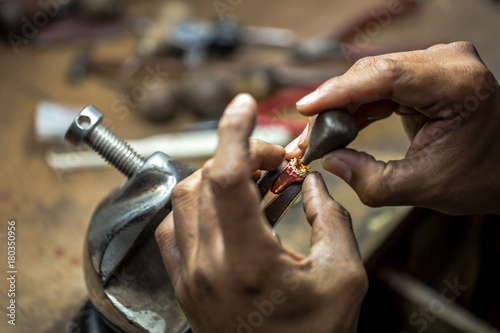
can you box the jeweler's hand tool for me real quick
[301,109,358,165]
[256,161,303,227]
[256,109,357,227]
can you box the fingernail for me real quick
[273,144,286,158]
[227,94,253,113]
[298,123,309,145]
[296,90,318,106]
[285,136,301,154]
[322,155,352,182]
[315,173,329,192]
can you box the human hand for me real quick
[155,94,368,333]
[291,42,500,215]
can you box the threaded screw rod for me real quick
[65,105,145,178]
[87,124,144,178]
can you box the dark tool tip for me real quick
[301,150,313,165]
[301,109,358,165]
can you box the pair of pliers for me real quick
[255,161,305,228]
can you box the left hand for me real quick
[155,94,368,333]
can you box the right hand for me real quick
[291,42,500,215]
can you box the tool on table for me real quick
[165,19,295,66]
[256,109,358,226]
[292,0,436,62]
[0,0,125,45]
[67,44,340,123]
[133,0,295,66]
[136,0,194,59]
[67,45,186,83]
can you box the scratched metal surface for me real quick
[1,0,500,332]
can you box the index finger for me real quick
[296,42,486,119]
[206,94,278,256]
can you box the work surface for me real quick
[1,0,500,332]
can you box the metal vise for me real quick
[66,105,194,333]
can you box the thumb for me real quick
[303,173,368,299]
[321,148,432,207]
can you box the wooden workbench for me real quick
[1,0,499,332]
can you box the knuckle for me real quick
[333,202,352,222]
[372,58,399,79]
[353,56,377,69]
[232,269,265,295]
[321,199,351,223]
[248,138,263,160]
[171,181,193,204]
[154,223,171,248]
[469,63,492,82]
[340,261,369,298]
[207,162,247,192]
[248,137,261,148]
[192,265,213,289]
[448,41,477,55]
[201,159,214,178]
[354,56,399,80]
[186,263,217,301]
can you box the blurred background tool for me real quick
[162,19,295,66]
[54,0,445,129]
[135,0,194,59]
[66,44,340,123]
[0,0,126,44]
[67,45,186,84]
[292,0,435,62]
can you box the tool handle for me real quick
[301,109,358,165]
